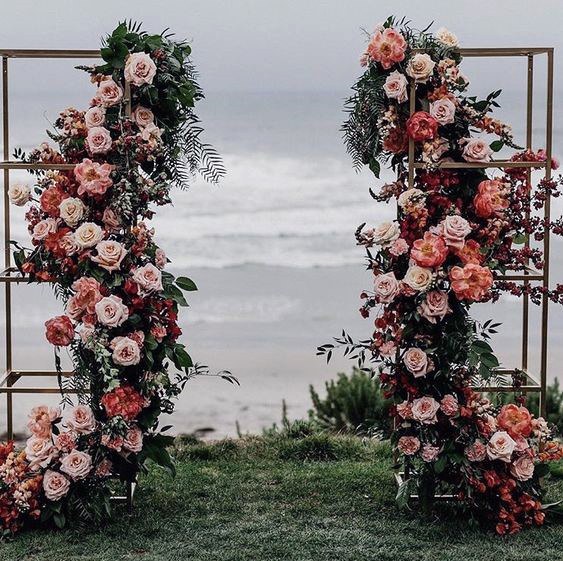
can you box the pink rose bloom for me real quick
[63,405,96,434]
[462,138,493,163]
[397,436,420,456]
[102,208,121,232]
[84,106,106,128]
[54,432,76,452]
[27,406,59,438]
[95,459,113,477]
[396,401,412,419]
[473,179,508,219]
[95,295,129,327]
[25,436,57,469]
[96,78,123,107]
[429,98,456,125]
[32,218,58,241]
[383,71,408,103]
[85,126,113,155]
[71,277,102,315]
[67,296,85,322]
[79,323,96,344]
[389,238,409,257]
[60,233,80,256]
[151,323,167,342]
[421,444,441,462]
[417,290,451,324]
[155,248,167,269]
[123,425,144,453]
[366,28,407,69]
[74,158,113,197]
[90,240,127,272]
[403,347,430,378]
[465,440,487,462]
[131,263,163,295]
[101,435,124,451]
[513,435,530,452]
[440,394,458,416]
[511,455,534,481]
[450,263,493,302]
[110,336,141,366]
[372,222,400,246]
[438,215,471,250]
[373,272,400,303]
[43,470,71,501]
[411,396,440,425]
[410,232,448,268]
[60,450,92,480]
[132,105,155,127]
[379,340,396,358]
[487,431,516,463]
[124,52,157,86]
[45,315,74,347]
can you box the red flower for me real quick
[383,126,409,154]
[45,315,74,346]
[497,404,533,439]
[40,185,69,217]
[406,111,438,142]
[101,384,145,421]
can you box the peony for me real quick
[8,182,31,206]
[59,197,85,227]
[84,106,105,128]
[63,405,96,434]
[110,336,141,366]
[74,159,113,197]
[421,444,441,462]
[473,179,508,218]
[497,404,533,439]
[373,272,400,303]
[132,105,155,127]
[462,138,493,163]
[74,222,104,249]
[449,263,493,302]
[60,450,92,480]
[438,215,471,250]
[397,436,420,455]
[43,470,71,501]
[96,78,123,107]
[95,295,129,327]
[125,52,157,86]
[487,431,516,462]
[123,426,144,453]
[511,455,534,481]
[403,347,430,378]
[389,238,409,257]
[436,27,459,48]
[406,53,436,82]
[429,98,456,125]
[411,396,440,424]
[365,28,407,69]
[373,222,401,246]
[40,186,68,216]
[27,406,60,439]
[25,436,57,469]
[440,394,458,416]
[398,188,425,211]
[383,71,408,103]
[71,277,102,315]
[45,315,74,346]
[32,218,58,241]
[403,265,433,292]
[85,126,113,155]
[411,232,448,268]
[131,263,163,295]
[101,384,145,421]
[465,440,487,462]
[406,111,438,142]
[90,240,127,272]
[455,239,483,265]
[417,290,451,323]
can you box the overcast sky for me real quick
[0,0,562,94]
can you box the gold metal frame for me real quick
[399,46,555,501]
[0,49,135,510]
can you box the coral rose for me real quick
[71,277,102,315]
[497,404,533,439]
[45,315,74,346]
[406,111,438,142]
[74,158,113,197]
[397,436,420,455]
[487,431,516,462]
[125,52,157,86]
[365,27,407,70]
[455,239,483,265]
[383,126,409,154]
[43,470,71,501]
[449,263,493,302]
[410,232,448,268]
[101,384,145,421]
[411,396,440,424]
[473,179,508,218]
[40,185,69,216]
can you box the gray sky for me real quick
[0,0,562,93]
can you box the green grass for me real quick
[2,434,563,561]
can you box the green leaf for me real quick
[481,353,499,369]
[176,276,198,291]
[53,512,66,529]
[434,456,447,474]
[472,340,493,354]
[490,140,504,152]
[173,346,193,369]
[513,233,528,245]
[369,158,381,178]
[395,479,411,509]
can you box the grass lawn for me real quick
[2,434,563,561]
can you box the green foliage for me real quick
[308,368,392,437]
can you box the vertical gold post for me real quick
[539,49,554,418]
[407,80,416,188]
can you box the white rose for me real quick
[429,98,456,125]
[383,71,408,103]
[59,197,85,227]
[32,218,58,241]
[373,222,401,246]
[406,53,436,83]
[74,222,104,249]
[403,265,433,291]
[398,188,425,211]
[8,182,31,206]
[462,138,493,163]
[436,27,459,48]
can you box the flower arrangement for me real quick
[1,22,229,535]
[321,16,563,534]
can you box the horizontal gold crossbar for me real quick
[411,47,553,57]
[0,49,100,59]
[0,161,77,170]
[413,161,547,170]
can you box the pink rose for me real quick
[397,436,420,455]
[27,406,59,439]
[417,290,451,324]
[374,272,400,303]
[124,52,157,86]
[411,396,440,425]
[403,348,430,378]
[74,158,113,197]
[510,455,534,481]
[71,277,102,315]
[487,431,516,463]
[25,436,57,469]
[396,401,412,419]
[372,222,400,246]
[465,440,487,462]
[60,233,80,256]
[84,106,106,128]
[96,78,123,107]
[60,450,92,480]
[43,470,71,501]
[123,425,143,453]
[63,405,96,434]
[389,238,409,257]
[132,105,155,127]
[85,126,113,155]
[131,263,163,295]
[438,215,471,250]
[155,248,167,269]
[429,98,456,125]
[74,222,104,249]
[421,444,441,462]
[383,71,408,103]
[110,336,141,366]
[379,340,396,358]
[440,394,458,416]
[95,459,113,477]
[462,138,493,163]
[32,218,58,241]
[54,432,76,452]
[151,323,167,342]
[90,240,127,272]
[95,295,129,327]
[45,315,74,347]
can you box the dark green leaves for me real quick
[176,276,198,291]
[368,157,381,178]
[141,433,176,477]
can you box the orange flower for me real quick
[449,263,493,302]
[410,232,448,268]
[497,404,533,438]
